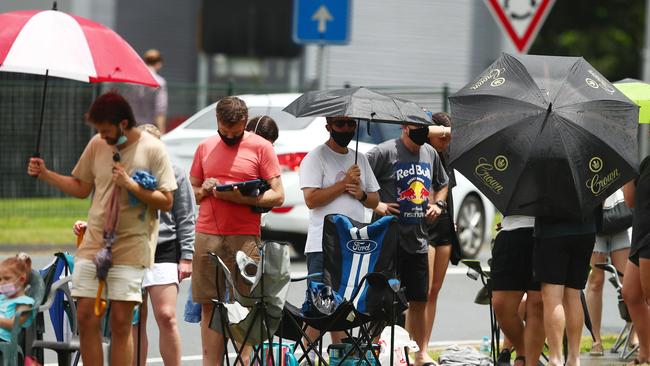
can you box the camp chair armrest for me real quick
[39,276,73,311]
[348,272,390,302]
[290,272,322,282]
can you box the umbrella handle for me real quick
[76,228,86,248]
[94,281,107,317]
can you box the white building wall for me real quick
[306,0,503,91]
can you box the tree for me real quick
[530,0,645,82]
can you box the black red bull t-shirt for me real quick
[367,138,448,254]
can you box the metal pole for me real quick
[641,0,650,159]
[196,51,209,110]
[317,44,326,90]
[442,83,450,113]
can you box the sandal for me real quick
[497,348,511,365]
[513,355,525,366]
[589,342,604,356]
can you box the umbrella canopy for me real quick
[0,9,158,86]
[449,53,639,220]
[614,79,650,124]
[282,87,432,125]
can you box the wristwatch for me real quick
[358,191,368,202]
[435,200,447,210]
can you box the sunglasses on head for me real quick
[332,119,357,128]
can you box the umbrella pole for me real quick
[354,122,360,164]
[34,69,50,157]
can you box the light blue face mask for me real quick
[109,126,128,146]
[116,134,127,146]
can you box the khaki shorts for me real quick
[192,232,260,304]
[71,258,145,302]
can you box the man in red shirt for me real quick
[189,96,284,365]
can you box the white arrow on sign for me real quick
[311,5,333,33]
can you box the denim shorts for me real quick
[594,228,631,254]
[306,251,324,285]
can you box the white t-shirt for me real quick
[300,144,380,254]
[501,215,535,231]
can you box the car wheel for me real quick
[456,194,486,259]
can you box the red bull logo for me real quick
[397,181,430,205]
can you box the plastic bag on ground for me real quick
[378,325,419,366]
[439,344,492,366]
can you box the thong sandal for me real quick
[513,355,525,366]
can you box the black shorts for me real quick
[491,228,540,292]
[629,244,650,266]
[397,246,429,302]
[533,234,595,289]
[428,214,454,247]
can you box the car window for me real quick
[355,122,403,144]
[185,106,315,130]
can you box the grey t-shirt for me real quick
[367,138,449,254]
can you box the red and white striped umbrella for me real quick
[0,9,158,87]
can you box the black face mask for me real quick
[330,130,355,148]
[408,126,429,146]
[218,130,244,146]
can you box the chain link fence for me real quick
[1,76,450,218]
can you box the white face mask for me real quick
[0,282,18,297]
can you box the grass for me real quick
[0,198,90,245]
[426,334,619,363]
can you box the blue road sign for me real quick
[293,0,351,44]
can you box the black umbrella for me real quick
[449,53,639,220]
[283,87,432,162]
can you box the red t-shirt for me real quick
[190,132,281,235]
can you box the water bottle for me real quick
[479,336,491,354]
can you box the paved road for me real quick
[28,246,623,365]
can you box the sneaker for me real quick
[497,348,511,365]
[589,342,604,356]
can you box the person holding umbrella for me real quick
[367,122,448,366]
[299,116,380,353]
[27,92,177,366]
[622,157,650,366]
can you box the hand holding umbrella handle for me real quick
[94,281,107,317]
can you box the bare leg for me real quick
[524,291,545,366]
[563,288,583,366]
[132,291,149,366]
[623,260,650,362]
[110,300,139,366]
[492,291,526,355]
[541,283,565,366]
[422,244,451,363]
[76,297,104,365]
[201,303,225,366]
[405,300,429,366]
[586,252,606,348]
[149,284,182,366]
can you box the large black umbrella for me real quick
[283,87,432,162]
[449,53,639,220]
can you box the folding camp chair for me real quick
[0,270,45,366]
[278,214,406,366]
[208,240,292,366]
[595,262,637,360]
[32,276,80,366]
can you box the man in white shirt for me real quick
[299,116,380,347]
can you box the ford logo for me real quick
[346,240,378,254]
